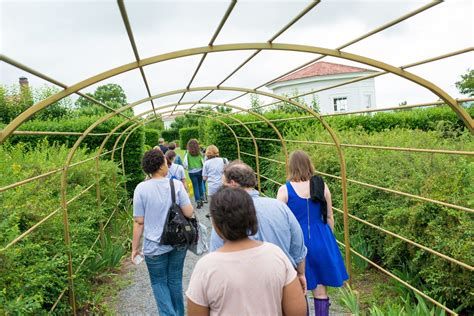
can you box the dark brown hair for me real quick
[223,161,257,188]
[141,149,166,175]
[165,150,176,167]
[168,142,176,150]
[187,139,200,156]
[210,187,258,241]
[288,150,314,182]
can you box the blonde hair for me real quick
[205,145,219,159]
[288,150,314,182]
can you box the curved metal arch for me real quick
[54,86,350,285]
[2,43,472,143]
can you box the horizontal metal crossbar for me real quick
[332,207,473,271]
[245,157,472,213]
[0,180,99,252]
[12,131,122,136]
[236,137,474,156]
[336,240,457,315]
[0,147,122,193]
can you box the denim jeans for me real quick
[145,248,187,316]
[188,171,205,202]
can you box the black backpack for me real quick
[160,179,198,247]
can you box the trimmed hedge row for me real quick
[161,128,179,143]
[144,128,160,149]
[179,127,200,149]
[2,116,144,194]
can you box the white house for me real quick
[266,61,377,114]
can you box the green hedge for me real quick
[144,128,160,149]
[0,142,129,314]
[179,127,200,149]
[161,128,179,143]
[3,116,144,194]
[204,105,473,170]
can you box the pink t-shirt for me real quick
[186,242,297,316]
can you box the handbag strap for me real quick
[169,178,176,204]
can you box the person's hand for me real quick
[131,249,141,264]
[297,274,307,293]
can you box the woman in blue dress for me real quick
[277,150,348,316]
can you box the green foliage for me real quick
[4,116,144,195]
[74,84,133,116]
[455,68,474,97]
[179,127,200,149]
[144,128,160,148]
[161,128,180,143]
[0,142,130,314]
[203,107,473,311]
[339,286,447,316]
[0,84,71,124]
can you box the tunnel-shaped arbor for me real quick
[1,1,473,314]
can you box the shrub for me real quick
[0,141,129,314]
[161,128,179,143]
[179,127,200,149]
[144,128,159,148]
[262,127,473,312]
[3,116,144,195]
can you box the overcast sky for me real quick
[1,0,473,117]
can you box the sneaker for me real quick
[197,200,203,209]
[203,196,208,203]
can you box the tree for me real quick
[272,89,308,114]
[250,94,263,114]
[455,69,474,97]
[74,83,133,116]
[0,84,71,124]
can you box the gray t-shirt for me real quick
[168,163,186,180]
[133,178,191,256]
[202,157,227,196]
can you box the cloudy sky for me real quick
[1,0,473,117]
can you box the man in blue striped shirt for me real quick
[209,161,308,291]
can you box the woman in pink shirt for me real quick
[186,187,306,316]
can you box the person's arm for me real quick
[187,298,210,316]
[202,162,208,182]
[282,277,307,316]
[131,216,144,262]
[295,260,307,293]
[324,184,334,232]
[276,185,288,203]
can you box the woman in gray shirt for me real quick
[202,145,228,197]
[132,149,193,315]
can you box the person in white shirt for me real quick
[165,150,187,191]
[202,145,228,197]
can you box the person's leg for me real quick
[188,173,201,203]
[312,285,330,316]
[167,247,187,316]
[145,253,176,316]
[197,172,206,203]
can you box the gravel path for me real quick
[113,200,348,315]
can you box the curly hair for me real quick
[141,149,166,175]
[187,138,200,156]
[210,187,258,241]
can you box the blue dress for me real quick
[286,181,348,289]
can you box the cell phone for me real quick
[133,254,144,265]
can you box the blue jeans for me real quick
[145,248,187,316]
[189,171,205,202]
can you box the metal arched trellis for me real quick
[1,1,473,315]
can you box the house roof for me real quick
[272,61,376,84]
